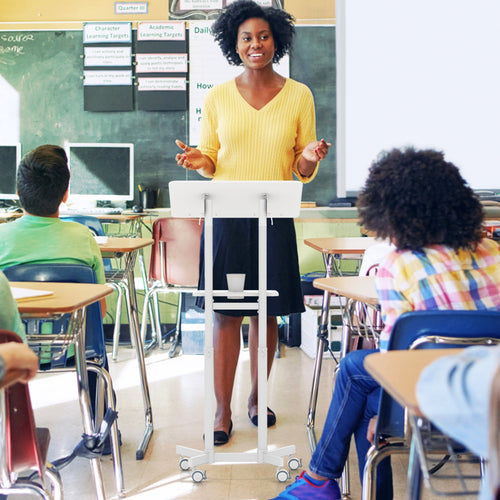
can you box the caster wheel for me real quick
[288,458,301,471]
[179,458,190,471]
[276,469,289,483]
[192,470,206,483]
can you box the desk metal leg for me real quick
[138,248,159,349]
[125,260,154,460]
[87,363,125,497]
[306,252,353,496]
[306,253,339,452]
[73,308,107,500]
[306,288,332,452]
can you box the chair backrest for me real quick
[2,263,107,366]
[60,216,112,272]
[149,217,203,287]
[60,215,106,237]
[376,310,500,441]
[0,330,46,480]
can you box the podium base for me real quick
[175,444,301,483]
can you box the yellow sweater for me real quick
[199,78,318,183]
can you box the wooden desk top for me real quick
[94,213,146,222]
[99,237,153,253]
[313,276,379,305]
[364,348,464,415]
[11,281,112,315]
[305,237,377,255]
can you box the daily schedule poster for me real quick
[188,21,289,145]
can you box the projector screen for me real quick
[336,0,500,197]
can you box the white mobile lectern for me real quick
[170,180,303,483]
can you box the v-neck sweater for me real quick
[198,78,318,182]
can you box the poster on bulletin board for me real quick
[136,22,188,110]
[168,0,284,20]
[83,22,134,111]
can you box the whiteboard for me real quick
[337,0,500,196]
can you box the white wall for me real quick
[337,0,500,196]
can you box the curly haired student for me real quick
[272,147,500,500]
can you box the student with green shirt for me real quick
[0,271,26,343]
[0,276,38,384]
[0,144,116,450]
[0,145,106,300]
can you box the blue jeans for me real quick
[309,349,393,499]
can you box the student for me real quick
[417,345,500,500]
[174,0,330,445]
[0,339,39,384]
[0,270,27,343]
[272,147,500,500]
[0,144,106,302]
[0,267,36,381]
[0,144,113,440]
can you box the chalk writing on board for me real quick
[0,33,34,43]
[0,34,35,60]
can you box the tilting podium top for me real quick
[169,180,303,219]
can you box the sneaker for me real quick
[270,471,341,499]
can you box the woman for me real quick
[175,0,330,445]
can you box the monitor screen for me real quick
[66,142,134,202]
[0,144,20,200]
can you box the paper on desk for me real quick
[94,236,108,244]
[11,286,54,301]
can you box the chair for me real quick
[3,263,124,498]
[343,264,383,354]
[0,329,63,499]
[489,362,500,499]
[140,217,203,357]
[362,310,500,500]
[60,215,132,361]
[339,265,383,497]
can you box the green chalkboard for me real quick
[0,26,335,207]
[292,26,336,206]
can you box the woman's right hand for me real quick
[175,140,205,171]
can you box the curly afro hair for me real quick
[211,0,295,66]
[357,147,484,251]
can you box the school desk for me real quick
[364,348,471,498]
[302,238,376,453]
[99,236,154,460]
[12,281,122,499]
[364,348,463,417]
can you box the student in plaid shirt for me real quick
[272,147,500,500]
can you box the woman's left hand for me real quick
[302,138,331,162]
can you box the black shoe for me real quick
[211,420,233,446]
[248,407,276,428]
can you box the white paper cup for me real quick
[227,273,245,296]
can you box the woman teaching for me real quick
[175,0,330,446]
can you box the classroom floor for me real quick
[27,341,479,500]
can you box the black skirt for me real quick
[196,218,305,317]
